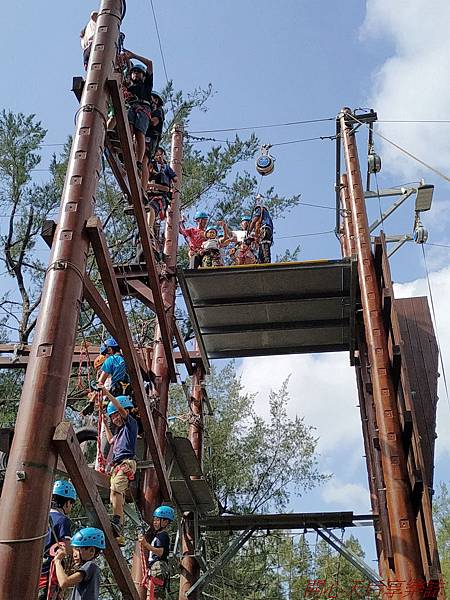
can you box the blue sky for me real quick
[2,0,450,569]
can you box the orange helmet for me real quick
[93,354,106,370]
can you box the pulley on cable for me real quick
[256,144,275,176]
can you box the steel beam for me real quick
[107,75,176,383]
[0,4,123,596]
[369,190,415,233]
[315,527,383,585]
[173,322,194,376]
[340,107,423,589]
[86,216,171,499]
[53,422,140,600]
[185,528,255,597]
[201,511,373,531]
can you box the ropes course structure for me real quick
[0,1,446,599]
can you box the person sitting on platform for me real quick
[99,387,138,546]
[53,527,105,600]
[39,480,77,600]
[97,337,130,397]
[121,50,154,187]
[179,211,209,269]
[139,506,175,600]
[248,201,274,264]
[80,11,98,70]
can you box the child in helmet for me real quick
[39,480,77,600]
[179,211,209,269]
[97,337,130,397]
[100,386,138,546]
[200,223,229,268]
[139,505,175,599]
[54,527,105,600]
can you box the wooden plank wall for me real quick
[395,297,439,491]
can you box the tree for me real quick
[433,482,450,585]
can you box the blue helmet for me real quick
[241,216,251,222]
[131,62,146,74]
[206,225,218,233]
[101,337,119,355]
[153,506,175,522]
[53,480,77,501]
[71,528,105,549]
[194,211,209,220]
[107,395,134,416]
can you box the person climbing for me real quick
[97,337,130,397]
[139,506,175,600]
[38,480,77,600]
[53,528,105,600]
[145,92,165,163]
[179,211,209,269]
[248,201,274,264]
[121,50,154,186]
[80,11,98,70]
[99,387,137,546]
[200,223,230,268]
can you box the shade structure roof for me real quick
[179,259,358,364]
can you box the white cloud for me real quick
[321,478,371,514]
[239,352,362,458]
[361,0,450,181]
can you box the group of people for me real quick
[81,11,177,262]
[39,339,173,600]
[180,203,274,269]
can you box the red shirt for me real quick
[180,226,206,252]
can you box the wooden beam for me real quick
[126,279,156,312]
[105,139,132,201]
[173,322,194,376]
[83,277,118,339]
[53,422,140,600]
[86,216,171,498]
[107,75,176,382]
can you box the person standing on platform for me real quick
[249,202,274,264]
[80,11,98,70]
[179,211,209,269]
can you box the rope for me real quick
[96,392,107,473]
[148,0,176,118]
[0,530,49,543]
[190,117,335,134]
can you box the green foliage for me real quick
[433,482,450,587]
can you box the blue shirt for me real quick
[149,531,170,565]
[252,206,273,230]
[42,509,72,574]
[102,354,127,387]
[112,414,138,464]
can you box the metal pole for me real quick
[179,364,204,599]
[0,3,122,597]
[339,107,424,588]
[132,124,184,598]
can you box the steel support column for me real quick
[132,125,184,598]
[0,4,122,597]
[340,107,423,587]
[179,365,205,599]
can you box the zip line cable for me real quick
[348,113,450,185]
[148,0,176,117]
[190,117,335,134]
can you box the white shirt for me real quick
[81,18,97,50]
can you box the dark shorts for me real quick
[83,46,92,70]
[260,225,273,244]
[128,105,150,135]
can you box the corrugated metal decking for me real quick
[179,259,358,362]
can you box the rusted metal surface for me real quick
[107,76,176,382]
[179,365,204,599]
[132,125,184,598]
[340,107,423,589]
[86,216,171,499]
[0,4,122,596]
[54,422,140,600]
[0,343,202,368]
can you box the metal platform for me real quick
[179,259,358,363]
